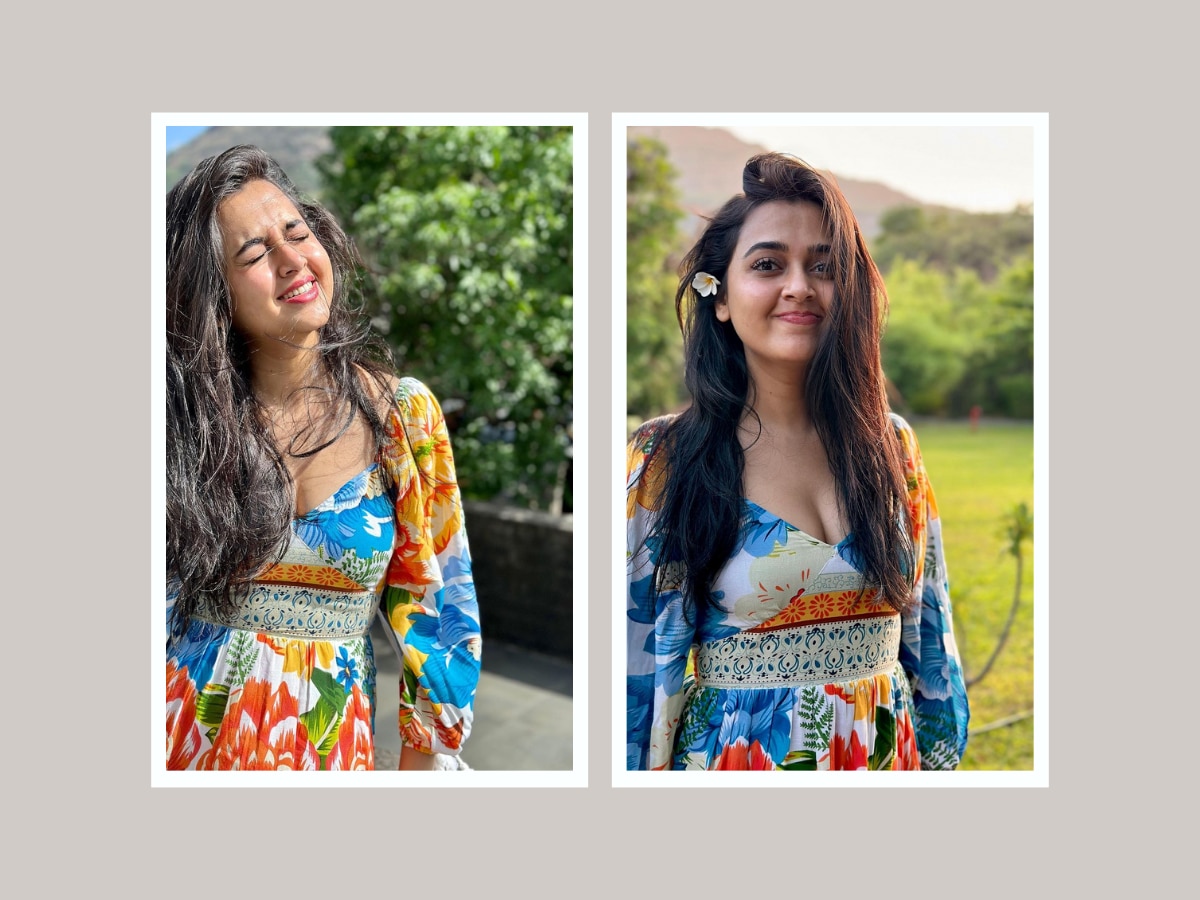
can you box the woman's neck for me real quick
[245,342,326,410]
[742,364,814,436]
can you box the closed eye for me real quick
[242,233,311,266]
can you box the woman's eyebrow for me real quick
[741,240,833,258]
[233,236,265,258]
[233,219,305,258]
[742,240,787,257]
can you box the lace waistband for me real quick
[696,614,901,688]
[194,582,379,639]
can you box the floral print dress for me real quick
[626,414,969,771]
[166,378,481,770]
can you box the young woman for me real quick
[626,152,969,771]
[166,145,480,770]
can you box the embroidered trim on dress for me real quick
[195,583,380,639]
[696,614,901,687]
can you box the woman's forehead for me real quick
[218,180,301,240]
[736,200,830,248]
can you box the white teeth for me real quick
[281,280,314,300]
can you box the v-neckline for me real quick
[293,462,378,520]
[743,497,849,549]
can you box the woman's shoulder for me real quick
[887,412,932,512]
[391,374,432,400]
[888,412,923,458]
[888,411,914,435]
[387,376,445,417]
[627,414,677,453]
[375,374,450,448]
[626,414,676,497]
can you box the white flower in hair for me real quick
[692,272,720,297]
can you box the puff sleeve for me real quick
[892,414,970,769]
[626,416,696,771]
[378,378,481,756]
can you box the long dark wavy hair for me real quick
[167,144,396,633]
[643,152,914,613]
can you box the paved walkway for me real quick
[370,619,573,771]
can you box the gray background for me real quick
[11,2,1185,895]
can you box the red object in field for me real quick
[970,405,982,432]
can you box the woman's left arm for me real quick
[379,378,482,763]
[893,416,971,770]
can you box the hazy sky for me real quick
[166,125,208,153]
[726,124,1036,213]
[166,122,1037,213]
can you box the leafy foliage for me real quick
[872,204,1033,283]
[881,261,971,414]
[317,126,573,510]
[882,253,1034,418]
[676,685,719,755]
[626,137,687,422]
[797,685,834,751]
[872,203,1034,418]
[224,630,259,686]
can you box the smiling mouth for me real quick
[279,279,317,302]
[776,311,821,324]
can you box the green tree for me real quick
[872,204,1033,282]
[881,260,969,414]
[626,137,687,425]
[317,125,573,511]
[873,197,1035,420]
[949,254,1034,418]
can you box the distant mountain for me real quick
[166,126,332,195]
[627,125,932,242]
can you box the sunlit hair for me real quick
[641,152,914,613]
[166,144,396,633]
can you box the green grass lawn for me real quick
[912,418,1035,771]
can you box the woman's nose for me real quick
[273,240,305,273]
[782,269,813,299]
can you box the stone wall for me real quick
[464,501,572,660]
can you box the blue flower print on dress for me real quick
[627,572,659,627]
[627,673,656,767]
[739,502,797,558]
[336,645,359,689]
[835,532,865,570]
[169,618,228,691]
[654,591,694,698]
[407,594,480,709]
[714,688,796,763]
[294,465,395,561]
[443,545,473,580]
[914,582,954,699]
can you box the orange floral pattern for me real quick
[258,563,363,591]
[326,684,374,771]
[166,661,202,770]
[827,730,869,771]
[166,378,480,770]
[198,679,321,770]
[714,740,775,770]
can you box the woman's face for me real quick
[716,200,834,380]
[217,179,334,349]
